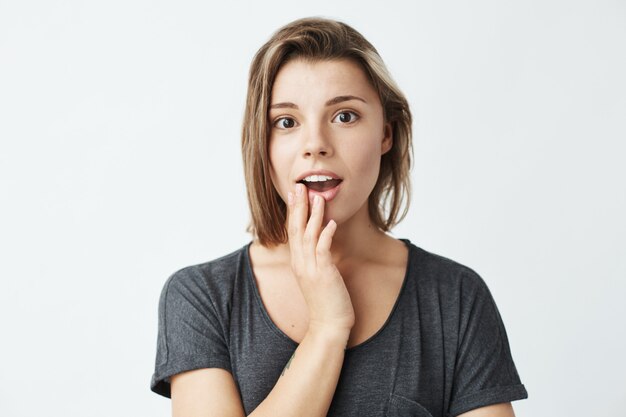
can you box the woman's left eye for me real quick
[332,111,359,124]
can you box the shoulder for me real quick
[407,243,510,345]
[410,243,489,293]
[159,244,249,309]
[168,244,246,285]
[405,242,497,318]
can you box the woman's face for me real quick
[268,58,392,226]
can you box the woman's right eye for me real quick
[274,117,298,130]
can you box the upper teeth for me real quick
[303,175,334,182]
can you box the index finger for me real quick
[287,183,308,262]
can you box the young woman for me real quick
[150,17,528,417]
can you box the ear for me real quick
[381,122,393,155]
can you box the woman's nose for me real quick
[302,124,333,158]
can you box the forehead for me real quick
[270,58,379,105]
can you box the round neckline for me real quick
[243,238,414,353]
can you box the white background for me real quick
[1,0,624,416]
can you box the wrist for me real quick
[306,322,352,349]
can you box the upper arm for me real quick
[448,270,528,415]
[151,269,235,398]
[171,368,246,417]
[456,402,515,417]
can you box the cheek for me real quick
[268,141,293,197]
[348,141,382,180]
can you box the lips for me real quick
[303,180,342,204]
[294,169,344,205]
[295,169,342,182]
[303,179,342,192]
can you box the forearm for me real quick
[248,327,348,417]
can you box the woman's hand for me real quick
[287,183,356,341]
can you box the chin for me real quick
[323,208,351,227]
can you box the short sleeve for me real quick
[448,271,528,416]
[150,267,232,398]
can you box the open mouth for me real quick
[297,178,343,192]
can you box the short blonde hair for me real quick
[241,17,413,247]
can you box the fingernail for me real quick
[296,183,303,196]
[287,192,293,205]
[315,195,321,206]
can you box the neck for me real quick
[325,201,388,268]
[254,201,392,268]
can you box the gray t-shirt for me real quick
[150,239,528,416]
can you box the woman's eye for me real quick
[274,117,297,129]
[333,111,359,124]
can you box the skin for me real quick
[172,60,514,417]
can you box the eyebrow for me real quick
[269,95,367,110]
